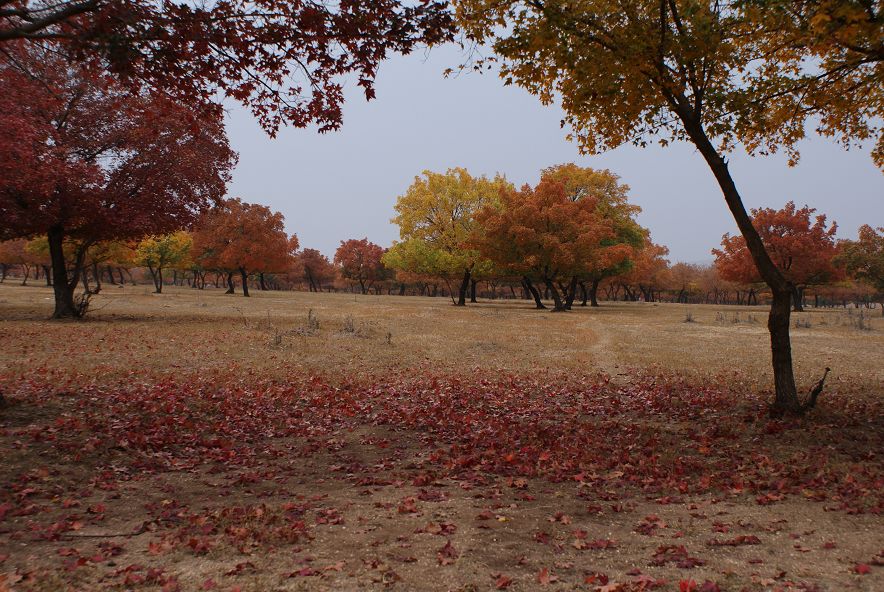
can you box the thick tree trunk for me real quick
[522,277,546,309]
[792,286,804,312]
[225,272,235,294]
[589,278,600,307]
[579,281,588,306]
[240,268,250,297]
[47,225,80,319]
[259,272,268,291]
[456,269,470,306]
[676,106,801,414]
[470,279,478,303]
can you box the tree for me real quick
[713,202,842,312]
[837,225,884,314]
[453,0,880,414]
[335,238,385,294]
[135,232,193,294]
[617,240,671,304]
[298,248,336,292]
[1,1,454,135]
[472,178,615,311]
[191,198,296,297]
[0,47,235,317]
[540,164,645,307]
[390,168,511,305]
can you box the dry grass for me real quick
[0,284,881,391]
[0,284,882,592]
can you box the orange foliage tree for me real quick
[191,198,296,297]
[334,238,386,294]
[298,248,336,293]
[713,202,843,312]
[472,178,615,311]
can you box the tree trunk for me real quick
[676,106,801,414]
[225,272,235,294]
[470,278,478,303]
[259,272,268,291]
[455,269,471,306]
[522,276,546,309]
[47,225,81,319]
[544,278,567,311]
[563,276,578,310]
[43,265,52,286]
[91,261,101,293]
[240,268,250,297]
[792,286,804,312]
[589,278,600,307]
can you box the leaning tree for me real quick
[454,0,882,415]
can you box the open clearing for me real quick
[0,285,882,592]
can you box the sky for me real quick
[224,44,883,265]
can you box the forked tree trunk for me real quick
[677,106,802,415]
[522,277,546,309]
[544,278,567,311]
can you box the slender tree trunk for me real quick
[0,263,6,282]
[677,107,800,414]
[470,279,478,303]
[225,272,235,294]
[240,268,250,297]
[522,276,546,309]
[91,261,101,293]
[20,264,30,286]
[43,265,52,286]
[47,225,80,319]
[564,276,578,310]
[259,272,268,291]
[544,278,567,311]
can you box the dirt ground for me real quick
[0,284,881,591]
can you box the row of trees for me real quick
[3,186,881,310]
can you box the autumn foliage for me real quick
[335,238,386,294]
[713,202,843,311]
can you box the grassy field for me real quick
[0,284,882,591]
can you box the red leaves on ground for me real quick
[437,540,459,565]
[494,573,513,589]
[536,567,558,585]
[706,535,761,546]
[854,563,871,575]
[650,545,705,569]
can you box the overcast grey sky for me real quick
[225,44,883,264]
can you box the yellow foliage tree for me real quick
[390,168,512,305]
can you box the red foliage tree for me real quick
[298,248,336,292]
[471,179,615,311]
[0,1,453,134]
[713,202,843,311]
[334,238,385,294]
[191,198,296,297]
[0,47,235,317]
